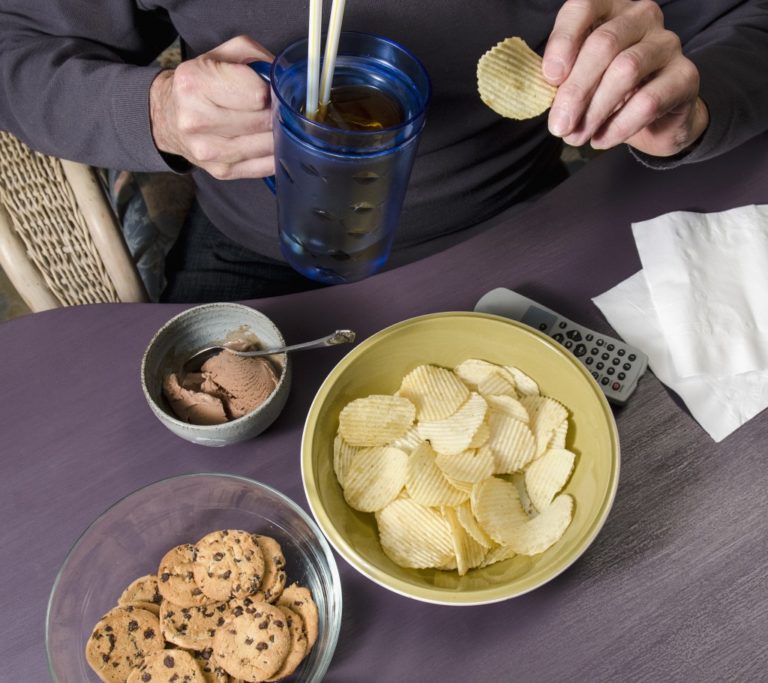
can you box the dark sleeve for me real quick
[631,0,768,168]
[0,0,178,171]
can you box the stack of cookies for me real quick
[85,530,318,683]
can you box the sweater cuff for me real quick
[109,65,190,173]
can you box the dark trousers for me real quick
[161,202,324,303]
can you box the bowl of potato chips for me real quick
[301,312,619,605]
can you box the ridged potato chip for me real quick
[525,448,576,512]
[504,366,540,396]
[389,425,424,453]
[507,494,574,555]
[343,446,408,512]
[486,394,530,423]
[521,395,568,455]
[453,358,499,388]
[376,498,455,569]
[488,412,536,473]
[548,417,569,449]
[435,446,495,484]
[398,364,470,421]
[470,477,528,546]
[339,394,416,447]
[417,392,487,455]
[406,442,468,506]
[443,506,488,576]
[332,434,359,489]
[468,421,490,448]
[480,543,517,568]
[477,37,557,120]
[476,370,517,398]
[455,500,494,548]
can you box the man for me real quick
[1,0,766,301]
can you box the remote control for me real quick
[474,287,648,406]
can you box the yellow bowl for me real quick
[302,312,619,605]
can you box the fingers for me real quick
[548,1,662,138]
[590,56,700,152]
[205,155,276,181]
[176,105,272,138]
[542,0,614,84]
[563,29,682,146]
[186,132,274,167]
[174,58,270,112]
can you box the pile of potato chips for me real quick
[333,359,577,576]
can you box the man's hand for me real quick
[542,0,709,157]
[150,35,275,179]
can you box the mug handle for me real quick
[249,61,277,195]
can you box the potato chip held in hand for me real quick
[477,37,556,120]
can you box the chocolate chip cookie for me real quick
[119,574,163,616]
[251,535,287,604]
[85,606,164,683]
[159,599,231,651]
[126,648,206,682]
[158,544,209,607]
[193,530,265,602]
[213,602,291,682]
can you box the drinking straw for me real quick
[305,0,322,119]
[319,0,347,109]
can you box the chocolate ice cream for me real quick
[163,352,279,425]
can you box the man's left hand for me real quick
[542,0,709,156]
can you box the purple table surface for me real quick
[2,135,768,683]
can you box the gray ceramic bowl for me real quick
[141,303,291,446]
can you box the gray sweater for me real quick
[1,0,767,262]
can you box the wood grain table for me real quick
[2,134,767,682]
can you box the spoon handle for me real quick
[231,329,356,357]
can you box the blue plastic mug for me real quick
[251,32,431,284]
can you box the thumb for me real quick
[205,35,274,64]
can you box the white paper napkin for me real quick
[594,271,768,442]
[632,205,768,379]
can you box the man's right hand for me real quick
[150,35,275,180]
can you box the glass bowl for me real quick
[302,312,619,605]
[46,473,342,682]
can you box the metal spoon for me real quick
[182,329,356,373]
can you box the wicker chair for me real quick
[0,131,148,311]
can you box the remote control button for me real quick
[618,372,626,380]
[596,339,605,347]
[623,362,631,371]
[564,340,573,349]
[590,347,599,356]
[585,357,594,366]
[559,322,567,329]
[601,352,610,360]
[612,381,621,391]
[607,367,615,376]
[607,343,615,351]
[596,362,605,370]
[539,323,548,332]
[591,371,599,379]
[566,330,582,341]
[574,343,587,357]
[601,377,609,386]
[612,357,620,366]
[553,333,564,342]
[617,349,626,357]
[628,353,637,361]
[585,333,594,341]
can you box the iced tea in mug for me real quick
[252,32,431,284]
